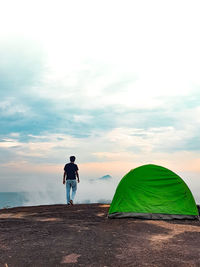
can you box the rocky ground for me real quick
[0,204,200,267]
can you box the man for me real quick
[63,156,80,205]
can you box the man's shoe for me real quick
[70,200,73,205]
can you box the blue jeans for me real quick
[66,180,77,204]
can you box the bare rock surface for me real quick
[0,204,200,267]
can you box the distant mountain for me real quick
[89,175,112,182]
[98,175,112,180]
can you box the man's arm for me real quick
[76,170,80,183]
[63,171,66,184]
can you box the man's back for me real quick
[64,163,78,180]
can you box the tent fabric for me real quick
[108,164,199,220]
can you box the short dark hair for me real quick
[70,156,76,162]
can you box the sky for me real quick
[0,0,200,204]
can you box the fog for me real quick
[181,173,200,204]
[1,170,199,207]
[20,174,200,207]
[21,176,120,206]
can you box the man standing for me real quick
[63,156,80,205]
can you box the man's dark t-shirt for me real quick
[64,163,78,180]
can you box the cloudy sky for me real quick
[0,0,200,203]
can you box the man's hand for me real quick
[63,171,66,185]
[77,179,80,183]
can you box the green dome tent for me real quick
[108,164,199,220]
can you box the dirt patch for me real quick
[0,204,200,266]
[61,253,81,264]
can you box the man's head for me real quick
[70,156,76,162]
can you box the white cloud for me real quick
[2,0,200,108]
[0,99,29,115]
[16,134,79,158]
[10,133,20,137]
[73,115,93,123]
[0,139,21,148]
